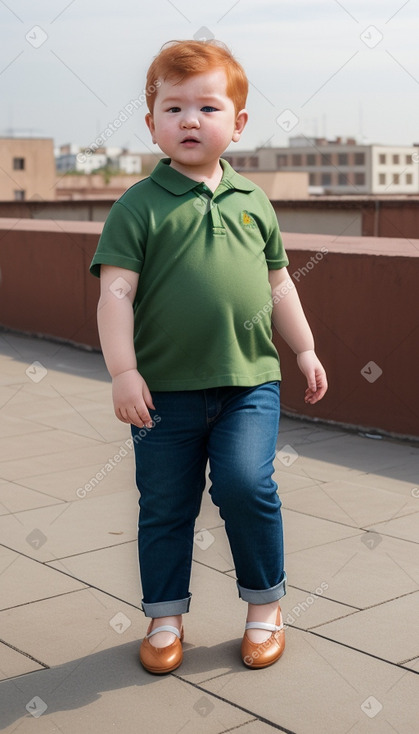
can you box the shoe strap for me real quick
[146,625,181,639]
[245,621,284,632]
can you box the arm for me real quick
[97,265,155,427]
[268,267,328,404]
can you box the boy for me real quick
[90,40,327,674]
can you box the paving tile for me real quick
[0,438,132,481]
[367,511,419,544]
[195,484,225,530]
[0,414,52,439]
[402,657,419,672]
[0,546,86,610]
[277,422,348,446]
[18,452,137,502]
[274,467,320,494]
[314,591,419,664]
[192,525,235,573]
[219,722,280,734]
[282,509,361,554]
[286,532,419,608]
[275,432,418,482]
[0,649,250,734]
[0,490,139,561]
[0,587,143,667]
[0,642,44,681]
[281,584,355,630]
[198,628,419,734]
[348,465,419,498]
[0,429,101,464]
[281,479,419,527]
[47,542,141,607]
[274,451,364,483]
[0,480,62,514]
[3,390,126,443]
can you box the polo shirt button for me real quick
[199,184,211,195]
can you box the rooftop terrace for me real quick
[0,332,418,733]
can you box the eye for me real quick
[201,106,218,112]
[167,106,181,113]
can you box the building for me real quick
[224,137,419,195]
[0,138,56,201]
[55,144,142,175]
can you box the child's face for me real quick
[145,68,247,177]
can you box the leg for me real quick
[207,381,286,602]
[207,382,286,660]
[132,390,208,647]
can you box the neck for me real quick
[169,159,223,192]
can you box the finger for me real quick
[133,405,153,427]
[143,385,156,411]
[116,407,130,424]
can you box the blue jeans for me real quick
[131,381,286,617]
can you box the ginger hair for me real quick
[145,39,248,115]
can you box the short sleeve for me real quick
[263,200,289,270]
[90,201,147,278]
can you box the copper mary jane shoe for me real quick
[241,606,285,669]
[140,623,184,674]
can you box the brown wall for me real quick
[1,221,418,439]
[275,233,419,439]
[0,219,101,348]
[1,196,418,238]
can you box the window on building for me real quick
[355,173,365,185]
[338,153,348,166]
[354,153,365,165]
[392,173,400,185]
[276,154,288,167]
[321,154,331,166]
[392,154,399,164]
[379,173,386,185]
[321,173,331,186]
[405,155,411,165]
[406,173,413,184]
[291,154,302,166]
[236,157,246,168]
[249,156,259,168]
[14,190,26,200]
[306,154,316,166]
[338,173,348,185]
[13,157,25,170]
[309,173,316,185]
[379,154,386,165]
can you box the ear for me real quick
[232,109,248,143]
[145,112,157,144]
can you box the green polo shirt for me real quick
[90,158,288,390]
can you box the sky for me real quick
[0,0,418,156]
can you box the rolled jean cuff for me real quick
[237,573,287,604]
[141,594,192,618]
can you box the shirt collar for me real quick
[150,158,256,196]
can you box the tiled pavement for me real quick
[0,332,418,733]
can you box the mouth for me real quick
[181,137,200,144]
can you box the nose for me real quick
[180,112,199,129]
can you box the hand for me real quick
[112,369,155,428]
[297,350,328,405]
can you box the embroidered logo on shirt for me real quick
[241,210,257,228]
